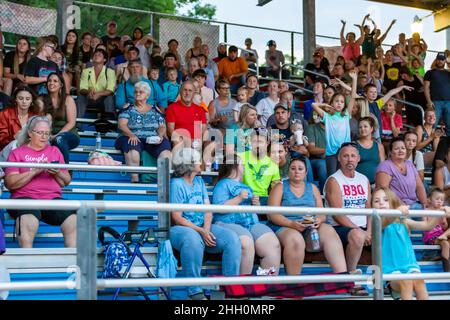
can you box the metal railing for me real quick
[0,198,447,300]
[0,162,156,174]
[0,158,448,301]
[280,63,331,85]
[279,64,425,124]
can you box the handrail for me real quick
[3,272,450,292]
[0,199,444,217]
[0,281,78,292]
[0,162,218,176]
[76,118,118,125]
[285,64,331,83]
[0,162,156,174]
[283,64,425,123]
[0,198,447,299]
[289,82,314,95]
[390,98,425,123]
[98,274,370,288]
[221,42,259,77]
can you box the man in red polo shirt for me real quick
[166,80,207,148]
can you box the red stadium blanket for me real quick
[219,273,355,299]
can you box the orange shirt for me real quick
[0,107,39,150]
[218,57,248,84]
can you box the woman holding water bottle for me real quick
[212,154,281,275]
[267,156,347,275]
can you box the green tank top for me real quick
[356,140,380,184]
[51,110,78,137]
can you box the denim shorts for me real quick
[115,135,171,158]
[215,222,274,241]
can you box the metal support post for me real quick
[157,157,170,241]
[150,13,154,36]
[57,0,74,43]
[76,205,98,300]
[371,210,383,300]
[224,23,228,43]
[447,28,450,53]
[291,32,295,65]
[302,0,316,66]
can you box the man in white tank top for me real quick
[324,142,372,273]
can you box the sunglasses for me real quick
[253,127,268,135]
[289,155,307,165]
[340,142,358,149]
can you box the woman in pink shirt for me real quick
[5,116,75,248]
[340,19,365,62]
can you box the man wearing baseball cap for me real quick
[217,45,248,94]
[424,52,450,136]
[265,40,285,78]
[101,21,120,48]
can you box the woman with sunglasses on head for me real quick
[41,73,79,164]
[240,128,281,207]
[267,156,347,275]
[24,36,60,96]
[355,116,385,185]
[213,154,281,275]
[224,104,260,156]
[4,116,75,248]
[0,86,41,158]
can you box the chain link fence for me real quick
[0,0,356,69]
[5,1,438,70]
[0,0,58,49]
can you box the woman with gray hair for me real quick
[4,116,75,248]
[115,81,171,183]
[170,148,241,300]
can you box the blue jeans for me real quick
[433,100,450,136]
[310,158,327,193]
[409,202,423,210]
[53,132,80,164]
[170,224,241,296]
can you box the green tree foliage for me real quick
[3,0,216,46]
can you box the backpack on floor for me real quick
[98,226,130,278]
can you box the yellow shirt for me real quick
[80,66,116,93]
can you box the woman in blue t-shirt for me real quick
[169,148,241,300]
[213,154,281,275]
[267,156,347,275]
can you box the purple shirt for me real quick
[0,219,5,254]
[376,160,418,205]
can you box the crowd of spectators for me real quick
[0,14,449,300]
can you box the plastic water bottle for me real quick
[309,227,321,252]
[212,158,220,172]
[95,132,102,150]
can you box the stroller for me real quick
[98,226,170,300]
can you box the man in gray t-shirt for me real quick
[265,40,285,78]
